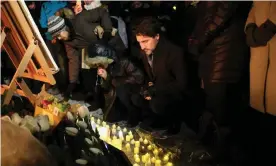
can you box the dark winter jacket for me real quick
[87,43,144,91]
[139,36,187,99]
[188,2,251,83]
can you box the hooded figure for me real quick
[87,42,145,126]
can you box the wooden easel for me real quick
[1,1,58,106]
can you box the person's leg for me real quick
[64,44,81,98]
[116,84,142,127]
[202,80,244,161]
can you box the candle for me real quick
[111,138,122,150]
[126,135,131,142]
[91,117,94,122]
[151,157,156,163]
[143,139,149,145]
[153,149,159,156]
[134,147,139,154]
[134,154,139,159]
[112,124,116,129]
[142,155,147,163]
[118,130,124,140]
[155,160,161,166]
[135,141,140,147]
[106,125,110,129]
[125,143,130,148]
[128,131,132,135]
[98,127,109,141]
[102,121,106,127]
[166,162,173,166]
[97,119,101,125]
[91,121,96,132]
[135,157,140,163]
[107,138,112,144]
[139,138,143,142]
[131,139,135,145]
[117,126,121,130]
[123,128,127,133]
[133,164,139,166]
[113,135,117,140]
[147,145,152,151]
[112,128,116,135]
[129,134,133,139]
[163,155,169,162]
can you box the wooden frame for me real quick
[1,1,59,105]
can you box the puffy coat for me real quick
[245,2,276,115]
[87,43,144,91]
[189,2,251,83]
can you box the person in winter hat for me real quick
[87,42,144,127]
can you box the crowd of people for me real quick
[1,1,276,165]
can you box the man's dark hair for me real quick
[133,16,161,37]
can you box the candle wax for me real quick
[139,138,143,142]
[166,162,173,166]
[123,128,127,133]
[112,124,116,129]
[163,155,169,162]
[151,157,156,163]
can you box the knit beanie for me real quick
[47,15,67,38]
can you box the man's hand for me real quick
[74,3,83,15]
[97,68,107,80]
[145,96,152,100]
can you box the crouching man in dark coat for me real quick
[133,16,188,137]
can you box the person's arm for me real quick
[39,3,48,28]
[99,8,113,41]
[245,4,276,47]
[112,59,144,87]
[155,47,187,96]
[190,2,238,53]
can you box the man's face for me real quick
[136,34,159,56]
[84,0,93,5]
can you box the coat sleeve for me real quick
[39,3,48,28]
[113,59,144,87]
[156,46,187,96]
[195,2,238,48]
[100,8,113,32]
[245,4,276,47]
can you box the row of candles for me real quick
[90,117,174,166]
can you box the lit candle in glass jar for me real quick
[153,149,159,156]
[147,145,152,151]
[151,157,156,163]
[166,162,173,166]
[97,119,101,125]
[143,139,149,145]
[117,126,121,131]
[155,159,161,166]
[112,124,116,129]
[129,134,133,139]
[163,155,169,162]
[112,128,116,135]
[126,135,131,142]
[134,147,139,154]
[118,130,124,140]
[91,117,94,122]
[139,138,143,142]
[102,121,106,127]
[135,141,140,147]
[135,157,140,163]
[131,139,135,145]
[123,128,127,133]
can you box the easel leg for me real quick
[3,40,37,105]
[1,30,7,48]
